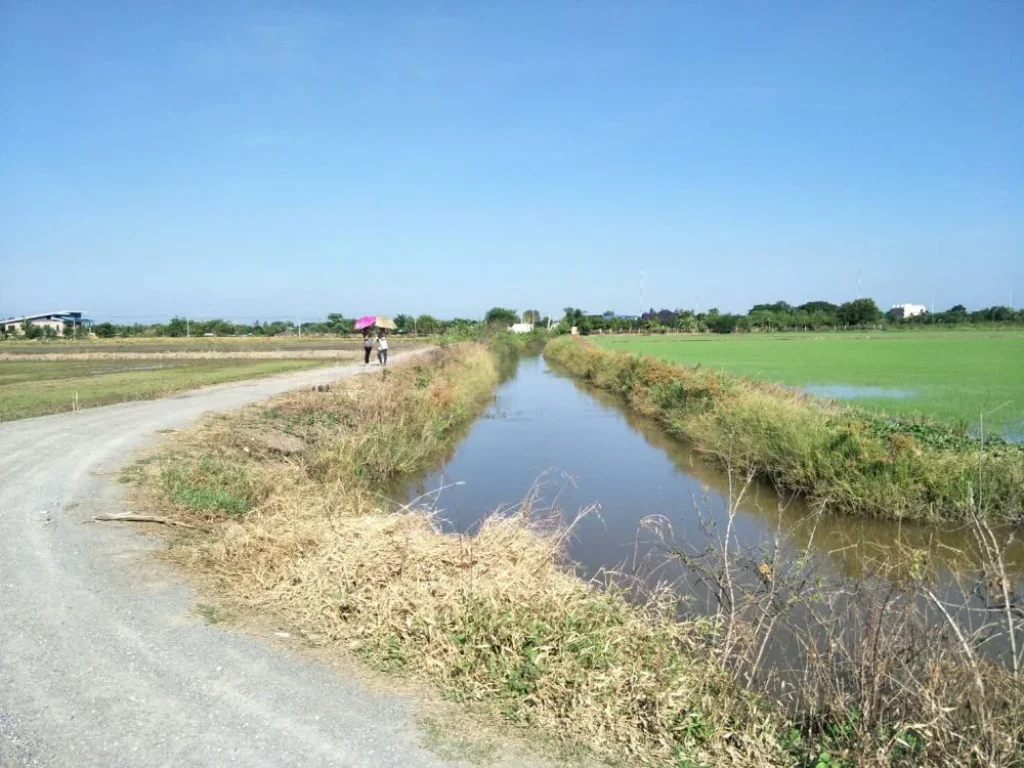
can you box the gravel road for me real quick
[0,352,472,767]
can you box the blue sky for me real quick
[1,1,1021,321]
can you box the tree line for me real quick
[559,299,1024,335]
[4,301,1021,340]
[46,309,528,339]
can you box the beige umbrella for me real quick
[374,316,397,330]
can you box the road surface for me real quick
[0,352,476,767]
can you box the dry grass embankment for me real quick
[132,343,789,766]
[545,337,1024,523]
[132,340,1024,766]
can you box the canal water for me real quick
[404,354,1024,588]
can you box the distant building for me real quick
[890,303,927,318]
[1,310,89,336]
[509,322,534,334]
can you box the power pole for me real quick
[639,271,644,319]
[297,316,302,337]
[186,317,190,338]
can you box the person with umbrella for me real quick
[376,328,389,366]
[362,330,374,365]
[354,316,397,366]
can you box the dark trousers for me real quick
[364,346,372,364]
[377,348,388,365]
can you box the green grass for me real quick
[0,358,330,421]
[592,331,1024,437]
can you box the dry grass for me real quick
[132,343,789,766]
[131,340,1024,766]
[644,466,1024,767]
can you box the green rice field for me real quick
[592,331,1024,438]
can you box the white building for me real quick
[508,322,534,334]
[890,303,927,318]
[1,310,88,336]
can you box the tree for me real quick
[563,307,585,326]
[166,317,189,337]
[750,301,793,313]
[976,305,1014,322]
[484,307,519,327]
[521,309,541,325]
[837,298,881,326]
[415,314,440,334]
[394,314,411,332]
[709,313,741,333]
[797,301,839,314]
[325,313,353,335]
[93,322,117,338]
[21,319,43,340]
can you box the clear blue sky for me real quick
[1,1,1021,322]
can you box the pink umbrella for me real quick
[354,315,377,331]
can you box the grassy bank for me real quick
[131,339,1023,765]
[132,342,793,765]
[546,337,1024,522]
[592,331,1024,437]
[0,358,333,421]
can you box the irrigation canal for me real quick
[403,353,1023,591]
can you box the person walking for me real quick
[376,329,389,366]
[362,331,374,365]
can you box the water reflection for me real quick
[403,355,1023,585]
[803,383,914,400]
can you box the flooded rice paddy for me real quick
[803,383,914,400]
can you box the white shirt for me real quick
[377,337,388,350]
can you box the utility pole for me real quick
[297,316,302,337]
[186,317,190,338]
[639,271,644,319]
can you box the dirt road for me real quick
[0,353,465,767]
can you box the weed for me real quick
[194,602,233,624]
[159,456,258,516]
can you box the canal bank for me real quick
[132,339,1023,767]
